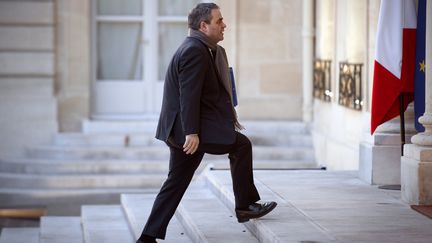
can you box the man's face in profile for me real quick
[202,8,226,43]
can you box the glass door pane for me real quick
[158,0,199,15]
[158,23,188,80]
[97,22,143,80]
[97,0,142,15]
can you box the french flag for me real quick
[371,0,417,134]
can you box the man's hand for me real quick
[183,134,199,154]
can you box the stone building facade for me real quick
[0,0,431,204]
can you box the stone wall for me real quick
[217,0,304,120]
[312,0,378,170]
[0,0,58,157]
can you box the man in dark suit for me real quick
[137,3,276,243]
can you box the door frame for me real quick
[90,0,181,120]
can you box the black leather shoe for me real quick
[136,240,157,243]
[136,236,157,243]
[235,201,277,223]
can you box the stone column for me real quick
[359,107,416,185]
[302,0,314,123]
[55,0,91,132]
[401,1,432,204]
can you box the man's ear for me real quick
[199,21,207,32]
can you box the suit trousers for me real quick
[139,131,261,240]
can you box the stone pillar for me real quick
[302,0,314,123]
[401,1,432,204]
[55,0,91,132]
[359,106,416,185]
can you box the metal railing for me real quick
[313,59,332,102]
[338,62,363,110]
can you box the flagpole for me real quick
[399,94,406,156]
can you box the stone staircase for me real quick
[4,153,432,243]
[0,168,330,243]
[0,120,317,214]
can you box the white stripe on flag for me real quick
[375,0,402,79]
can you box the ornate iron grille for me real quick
[313,59,332,102]
[338,62,363,110]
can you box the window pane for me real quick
[97,23,143,80]
[97,0,142,15]
[158,23,188,80]
[158,0,200,16]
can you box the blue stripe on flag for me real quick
[414,0,426,132]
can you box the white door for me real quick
[91,0,199,120]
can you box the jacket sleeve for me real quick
[178,46,208,135]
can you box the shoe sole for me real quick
[236,202,277,223]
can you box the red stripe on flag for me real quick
[371,61,402,134]
[371,28,416,134]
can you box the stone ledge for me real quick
[204,170,337,242]
[404,144,432,162]
[121,194,191,243]
[40,217,83,243]
[0,227,39,243]
[81,205,133,243]
[0,1,53,25]
[0,52,54,76]
[175,180,258,243]
[0,26,53,51]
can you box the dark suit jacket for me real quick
[155,37,236,145]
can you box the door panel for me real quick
[92,0,199,119]
[158,22,187,80]
[96,0,142,15]
[93,82,146,114]
[97,22,143,80]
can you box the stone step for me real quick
[253,146,314,160]
[245,133,312,147]
[0,158,317,175]
[81,205,134,243]
[82,119,310,135]
[53,132,312,147]
[121,194,191,243]
[40,216,84,243]
[0,26,53,51]
[0,173,167,189]
[0,228,39,243]
[0,159,169,174]
[241,120,310,134]
[26,146,315,161]
[82,119,158,134]
[0,188,158,210]
[175,180,259,243]
[203,170,338,242]
[0,1,53,25]
[52,133,163,147]
[26,146,168,160]
[210,159,319,170]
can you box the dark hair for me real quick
[188,3,219,30]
